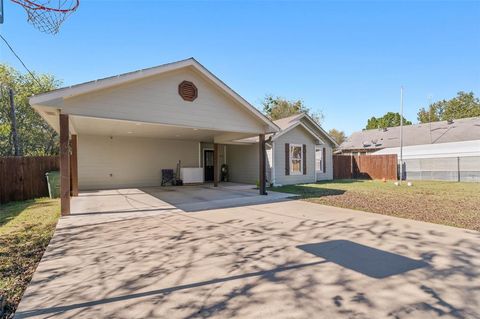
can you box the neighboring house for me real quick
[337,117,480,158]
[30,58,336,213]
[338,117,480,182]
[227,113,337,186]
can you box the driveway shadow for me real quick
[14,197,480,319]
[273,185,346,198]
[298,240,428,279]
[140,186,294,212]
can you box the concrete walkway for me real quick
[15,188,480,318]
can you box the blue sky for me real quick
[1,0,479,134]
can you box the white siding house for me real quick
[271,125,317,185]
[30,57,337,214]
[270,114,336,185]
[226,113,337,186]
[30,58,279,204]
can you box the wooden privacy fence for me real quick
[0,156,59,204]
[333,154,398,180]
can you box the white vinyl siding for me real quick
[273,126,316,185]
[316,145,334,181]
[78,135,198,190]
[226,144,259,184]
[62,68,265,134]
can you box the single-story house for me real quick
[228,113,337,186]
[30,58,336,214]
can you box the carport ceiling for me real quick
[71,116,222,141]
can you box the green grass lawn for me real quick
[0,198,60,317]
[273,180,480,231]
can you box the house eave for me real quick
[29,58,279,134]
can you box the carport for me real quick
[30,58,279,215]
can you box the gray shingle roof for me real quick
[234,114,305,143]
[339,117,480,151]
[272,113,305,130]
[234,113,337,145]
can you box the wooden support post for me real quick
[213,143,219,187]
[259,134,266,195]
[70,134,78,196]
[59,114,70,216]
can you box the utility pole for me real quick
[8,88,21,156]
[399,86,404,182]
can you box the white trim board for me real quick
[30,58,279,134]
[273,121,325,145]
[289,143,304,175]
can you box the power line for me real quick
[0,33,44,88]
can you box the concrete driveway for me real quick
[15,187,480,319]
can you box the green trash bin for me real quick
[45,171,60,199]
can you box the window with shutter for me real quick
[303,144,307,175]
[285,143,290,175]
[323,147,327,173]
[289,144,303,175]
[315,146,323,172]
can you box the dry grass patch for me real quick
[0,198,60,318]
[273,180,480,231]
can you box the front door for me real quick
[204,150,214,182]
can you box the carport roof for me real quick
[30,58,279,134]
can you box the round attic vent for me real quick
[178,81,198,102]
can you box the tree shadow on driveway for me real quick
[13,198,480,319]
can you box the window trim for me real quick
[315,145,323,172]
[289,144,303,175]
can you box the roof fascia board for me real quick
[301,113,338,147]
[30,59,194,105]
[272,121,326,144]
[30,58,279,133]
[191,59,279,133]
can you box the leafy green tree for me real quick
[417,91,480,123]
[262,95,324,124]
[365,112,412,130]
[0,64,60,156]
[328,128,346,145]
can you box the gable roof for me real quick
[273,113,305,130]
[30,58,279,133]
[233,113,338,146]
[272,113,338,146]
[339,117,480,151]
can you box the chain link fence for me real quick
[403,156,480,182]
